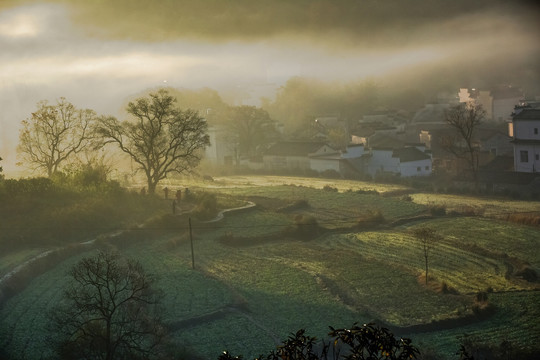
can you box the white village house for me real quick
[366,144,432,177]
[262,142,338,172]
[260,141,432,178]
[205,125,237,166]
[510,108,540,172]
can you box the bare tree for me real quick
[412,227,441,285]
[226,105,278,158]
[17,98,96,177]
[442,102,485,186]
[96,89,210,194]
[51,251,165,360]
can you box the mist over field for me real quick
[1,0,539,174]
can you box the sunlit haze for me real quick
[1,1,539,174]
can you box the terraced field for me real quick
[1,176,539,359]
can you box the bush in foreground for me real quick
[219,323,419,360]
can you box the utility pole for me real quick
[189,217,195,270]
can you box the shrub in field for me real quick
[471,291,495,318]
[277,199,310,212]
[438,281,458,295]
[401,194,413,201]
[191,192,218,220]
[283,214,320,240]
[356,209,385,228]
[515,265,538,282]
[322,184,338,192]
[428,204,446,216]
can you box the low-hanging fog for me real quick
[1,0,539,174]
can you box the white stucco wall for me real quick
[399,159,432,177]
[310,158,341,173]
[513,121,540,140]
[512,120,540,172]
[342,145,365,159]
[205,127,235,165]
[367,149,399,176]
[513,144,540,172]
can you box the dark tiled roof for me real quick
[368,135,406,149]
[392,147,431,163]
[264,142,328,156]
[477,128,510,141]
[513,109,540,121]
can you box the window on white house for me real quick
[520,150,529,162]
[536,154,539,161]
[417,167,421,172]
[535,128,538,135]
[425,166,430,170]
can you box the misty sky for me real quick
[1,0,539,173]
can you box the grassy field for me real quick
[411,193,540,216]
[1,175,539,359]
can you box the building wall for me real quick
[310,158,341,173]
[513,121,540,140]
[512,119,540,172]
[513,143,540,172]
[367,150,399,176]
[205,126,236,165]
[483,134,513,156]
[263,155,311,171]
[399,159,432,177]
[342,145,365,159]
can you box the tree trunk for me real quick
[425,253,429,285]
[147,178,157,194]
[106,318,112,360]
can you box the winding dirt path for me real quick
[0,201,256,291]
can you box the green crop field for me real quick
[1,175,539,359]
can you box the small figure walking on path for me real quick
[172,199,177,215]
[163,187,169,199]
[176,189,182,202]
[140,187,146,196]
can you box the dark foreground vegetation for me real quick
[0,163,165,253]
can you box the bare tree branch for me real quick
[95,89,210,193]
[17,98,97,177]
[50,251,166,360]
[442,102,485,187]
